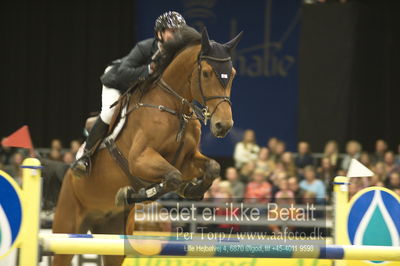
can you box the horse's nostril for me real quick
[215,122,222,130]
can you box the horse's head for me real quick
[191,28,243,138]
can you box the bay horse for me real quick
[52,26,242,266]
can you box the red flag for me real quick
[2,125,33,150]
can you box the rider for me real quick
[71,11,187,177]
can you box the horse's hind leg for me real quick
[51,170,82,266]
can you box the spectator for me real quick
[214,180,233,199]
[233,129,260,169]
[274,178,295,199]
[269,170,287,202]
[51,138,63,151]
[267,137,278,161]
[47,138,64,161]
[48,148,63,161]
[372,162,387,184]
[336,169,347,177]
[288,176,303,203]
[341,140,362,171]
[317,157,336,186]
[3,152,25,185]
[269,161,287,185]
[299,166,326,204]
[281,152,297,177]
[302,191,316,205]
[215,188,240,233]
[369,175,381,186]
[274,140,286,162]
[268,190,296,233]
[348,182,358,199]
[396,144,400,165]
[225,167,245,201]
[295,141,314,172]
[383,151,399,176]
[239,161,256,183]
[359,151,372,169]
[70,139,81,156]
[244,169,272,203]
[63,151,75,165]
[208,177,222,198]
[317,157,336,200]
[254,147,275,178]
[386,172,400,190]
[323,140,340,170]
[0,138,17,165]
[371,139,388,164]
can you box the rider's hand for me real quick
[149,62,156,74]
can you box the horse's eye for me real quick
[202,71,210,78]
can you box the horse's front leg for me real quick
[178,151,221,200]
[115,147,183,205]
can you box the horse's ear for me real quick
[224,31,243,52]
[201,27,211,54]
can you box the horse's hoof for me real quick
[115,186,143,206]
[116,186,131,206]
[115,187,150,206]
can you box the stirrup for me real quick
[71,154,92,178]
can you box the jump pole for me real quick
[18,158,42,266]
[333,175,350,266]
[38,234,400,261]
[15,158,400,264]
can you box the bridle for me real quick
[156,53,232,125]
[196,54,232,125]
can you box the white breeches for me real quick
[99,66,121,124]
[100,86,121,124]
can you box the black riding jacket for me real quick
[100,38,159,92]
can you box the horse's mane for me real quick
[142,25,201,88]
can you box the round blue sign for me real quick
[347,187,400,263]
[0,170,23,258]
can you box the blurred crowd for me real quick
[1,132,400,204]
[2,132,399,234]
[0,137,81,185]
[206,130,400,207]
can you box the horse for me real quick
[52,26,242,266]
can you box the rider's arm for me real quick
[114,41,151,84]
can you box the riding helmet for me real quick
[154,11,186,33]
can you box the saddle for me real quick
[84,92,130,137]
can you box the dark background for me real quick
[299,0,400,152]
[2,0,400,153]
[2,0,136,147]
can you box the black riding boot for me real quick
[71,117,109,178]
